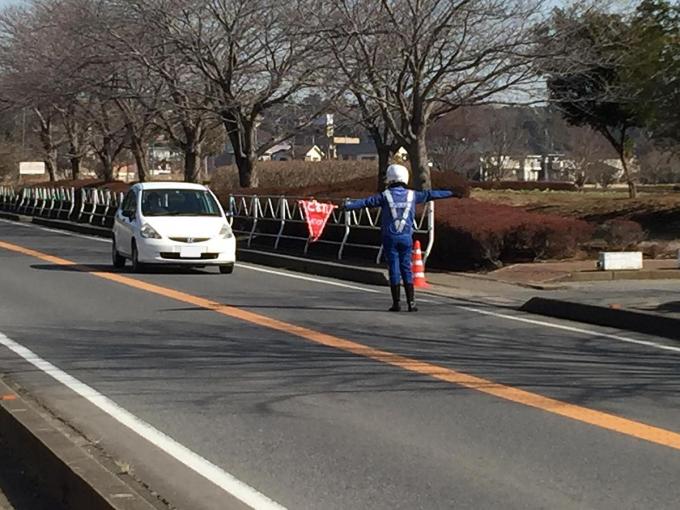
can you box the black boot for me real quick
[405,284,418,312]
[389,284,401,312]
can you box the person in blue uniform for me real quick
[339,164,461,312]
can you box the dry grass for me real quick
[472,189,680,216]
[209,160,378,197]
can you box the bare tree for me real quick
[105,1,226,182]
[428,107,483,176]
[0,0,120,180]
[0,4,67,180]
[112,72,163,183]
[334,94,403,189]
[83,96,127,182]
[130,0,332,188]
[637,138,680,184]
[561,124,613,187]
[479,107,527,181]
[323,0,548,189]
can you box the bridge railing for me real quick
[0,185,125,227]
[0,186,436,263]
[227,194,435,263]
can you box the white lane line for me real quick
[2,217,678,354]
[0,218,111,243]
[235,263,382,293]
[0,331,286,510]
[459,305,680,354]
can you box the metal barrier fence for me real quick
[0,185,125,227]
[0,186,435,263]
[227,194,435,263]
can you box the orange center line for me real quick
[2,239,680,450]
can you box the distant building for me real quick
[336,140,408,162]
[259,143,292,161]
[271,144,325,162]
[479,154,572,181]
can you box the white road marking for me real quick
[235,262,382,293]
[2,217,678,354]
[459,305,680,354]
[0,331,286,510]
[0,218,111,243]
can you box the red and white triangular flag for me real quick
[299,200,336,242]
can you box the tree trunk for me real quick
[621,154,637,198]
[44,152,57,182]
[407,135,431,190]
[97,137,115,182]
[66,117,83,180]
[224,113,258,188]
[98,155,114,182]
[184,149,201,183]
[376,145,391,191]
[70,154,81,180]
[131,136,149,183]
[609,128,637,199]
[234,154,258,188]
[39,130,57,181]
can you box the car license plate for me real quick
[179,246,204,258]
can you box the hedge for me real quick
[427,199,594,270]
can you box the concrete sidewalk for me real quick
[483,258,680,286]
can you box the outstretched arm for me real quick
[415,189,462,204]
[342,193,385,211]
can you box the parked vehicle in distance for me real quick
[112,183,235,274]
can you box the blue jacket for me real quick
[345,186,456,237]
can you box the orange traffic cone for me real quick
[412,240,430,288]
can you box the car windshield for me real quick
[141,189,222,217]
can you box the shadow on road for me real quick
[2,307,680,417]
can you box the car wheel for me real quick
[131,242,145,273]
[219,264,234,274]
[112,237,126,269]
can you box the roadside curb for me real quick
[238,248,390,286]
[556,269,680,282]
[520,297,680,341]
[0,379,160,510]
[0,211,26,223]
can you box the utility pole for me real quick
[21,108,26,151]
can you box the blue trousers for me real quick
[383,235,413,285]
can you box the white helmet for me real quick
[385,164,409,185]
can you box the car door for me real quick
[114,190,137,256]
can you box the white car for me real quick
[112,182,236,273]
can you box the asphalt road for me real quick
[2,219,680,510]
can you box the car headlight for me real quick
[140,223,162,239]
[219,223,233,239]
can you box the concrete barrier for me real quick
[0,380,159,510]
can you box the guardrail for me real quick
[0,185,125,227]
[0,186,435,263]
[227,194,435,263]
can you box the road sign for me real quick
[19,161,46,175]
